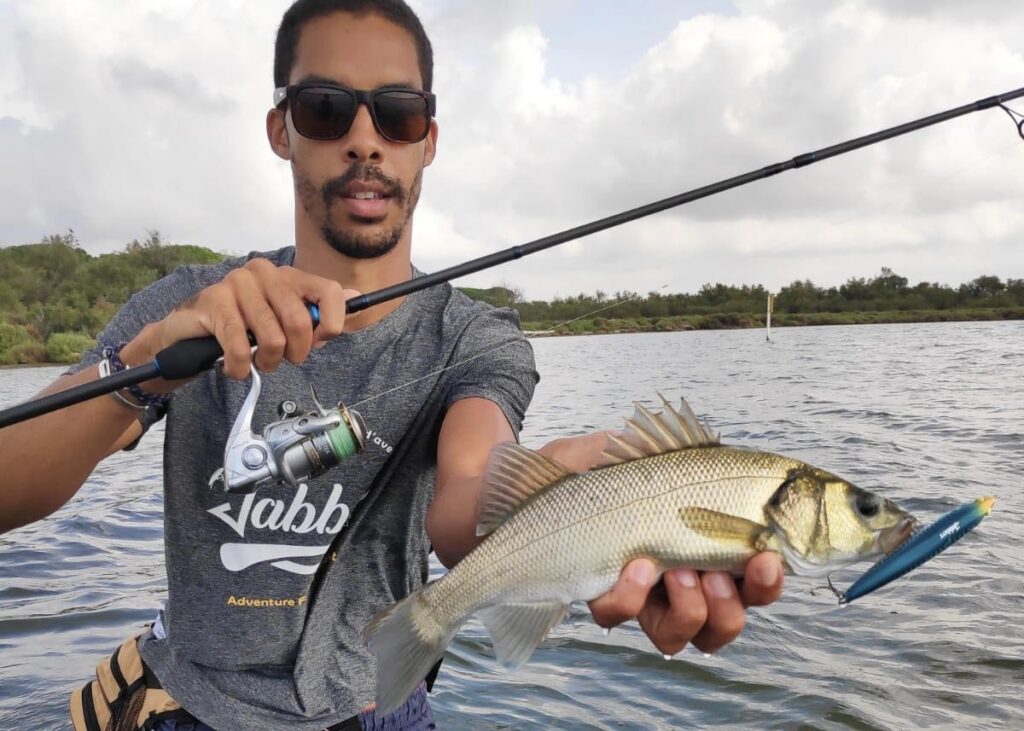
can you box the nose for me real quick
[342,103,384,162]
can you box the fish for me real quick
[364,395,918,714]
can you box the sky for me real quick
[1,0,1023,300]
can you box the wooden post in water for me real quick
[766,293,774,341]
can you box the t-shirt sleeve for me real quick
[63,263,206,446]
[444,306,539,436]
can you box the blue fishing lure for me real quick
[834,496,995,604]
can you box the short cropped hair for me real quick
[274,0,434,91]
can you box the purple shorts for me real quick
[153,683,436,731]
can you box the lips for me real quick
[338,181,393,219]
[881,515,921,555]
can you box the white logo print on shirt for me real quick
[207,483,350,575]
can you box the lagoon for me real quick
[1,321,1022,729]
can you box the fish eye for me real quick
[855,492,881,518]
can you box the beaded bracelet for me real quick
[102,342,171,409]
[98,357,146,411]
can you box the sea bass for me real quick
[365,395,917,713]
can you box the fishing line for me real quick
[347,288,663,410]
[999,103,1024,140]
[821,137,1021,232]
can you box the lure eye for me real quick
[855,492,881,518]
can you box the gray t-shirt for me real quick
[72,247,538,729]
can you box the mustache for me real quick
[322,164,406,205]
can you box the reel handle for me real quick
[153,304,321,380]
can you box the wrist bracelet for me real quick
[102,342,171,409]
[98,358,147,411]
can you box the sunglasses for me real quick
[273,83,436,144]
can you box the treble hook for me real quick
[999,103,1024,141]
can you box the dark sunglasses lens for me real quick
[292,87,356,139]
[374,91,430,142]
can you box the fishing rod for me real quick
[1,86,1022,431]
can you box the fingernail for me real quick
[630,561,656,586]
[602,627,611,637]
[662,653,673,661]
[705,573,734,599]
[313,341,327,350]
[702,652,712,659]
[755,557,782,587]
[671,568,699,588]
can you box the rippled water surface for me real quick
[2,321,1022,729]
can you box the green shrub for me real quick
[45,332,95,364]
[0,321,32,353]
[8,341,47,364]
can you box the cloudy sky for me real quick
[2,0,1023,300]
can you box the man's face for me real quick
[281,12,436,259]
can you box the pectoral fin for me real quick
[679,507,769,549]
[477,601,570,669]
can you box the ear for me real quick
[422,119,438,168]
[267,107,291,161]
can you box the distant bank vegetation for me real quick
[2,230,1022,364]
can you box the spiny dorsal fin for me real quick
[475,443,574,536]
[598,393,720,466]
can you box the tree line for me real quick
[504,267,1024,325]
[1,232,1021,364]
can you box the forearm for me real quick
[0,364,143,534]
[426,472,485,568]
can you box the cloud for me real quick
[1,0,1022,300]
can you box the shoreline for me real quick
[522,307,1024,337]
[3,312,1020,366]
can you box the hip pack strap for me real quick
[70,633,197,731]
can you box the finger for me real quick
[311,286,358,348]
[262,277,315,364]
[232,271,287,372]
[589,559,658,629]
[690,572,746,655]
[278,267,350,345]
[210,300,253,380]
[536,432,613,472]
[637,568,707,657]
[738,553,784,608]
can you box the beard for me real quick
[295,163,422,260]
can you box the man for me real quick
[0,1,783,728]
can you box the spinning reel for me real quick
[212,368,366,493]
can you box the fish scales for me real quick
[427,447,804,628]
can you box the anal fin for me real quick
[477,601,570,669]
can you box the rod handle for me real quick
[152,304,321,380]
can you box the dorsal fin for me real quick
[475,443,574,536]
[598,393,719,467]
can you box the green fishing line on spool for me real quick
[326,419,359,460]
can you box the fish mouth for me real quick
[879,515,921,555]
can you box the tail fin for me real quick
[364,585,456,715]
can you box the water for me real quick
[2,321,1022,729]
